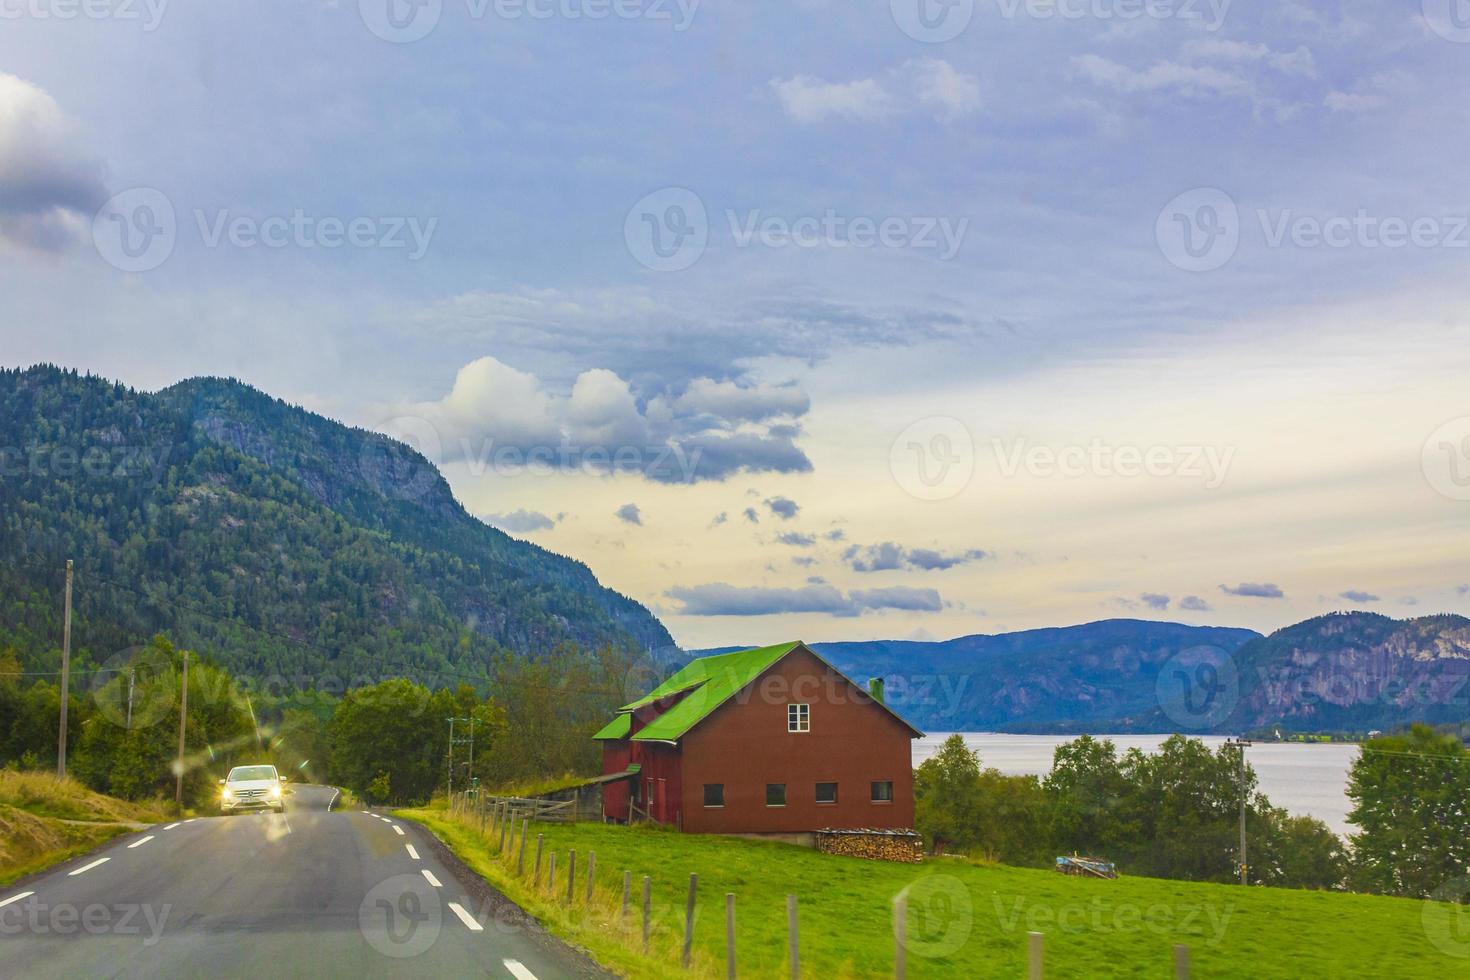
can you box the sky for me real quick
[2,0,1469,649]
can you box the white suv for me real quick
[220,765,286,814]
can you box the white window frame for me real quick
[787,703,810,733]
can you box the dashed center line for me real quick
[421,869,442,888]
[127,835,155,849]
[68,858,109,877]
[163,822,181,830]
[504,959,538,980]
[406,844,419,860]
[392,825,405,836]
[0,891,34,910]
[448,902,483,932]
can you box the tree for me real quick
[1043,735,1132,858]
[1347,725,1470,897]
[915,734,983,852]
[1254,809,1346,890]
[327,679,450,804]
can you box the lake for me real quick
[915,733,1360,837]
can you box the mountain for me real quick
[699,614,1470,734]
[0,365,673,682]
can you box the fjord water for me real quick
[916,733,1359,836]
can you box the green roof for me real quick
[592,713,632,740]
[617,642,800,742]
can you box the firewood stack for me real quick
[816,828,924,863]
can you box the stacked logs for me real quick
[816,829,924,863]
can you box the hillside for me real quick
[0,365,672,682]
[0,771,169,886]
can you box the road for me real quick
[0,785,608,980]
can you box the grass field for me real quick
[0,771,171,886]
[401,801,1457,979]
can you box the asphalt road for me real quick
[0,785,608,980]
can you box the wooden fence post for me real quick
[894,893,907,980]
[548,852,557,895]
[517,819,529,875]
[1174,944,1191,979]
[533,834,544,886]
[499,805,510,852]
[787,894,799,979]
[682,873,697,969]
[642,875,652,951]
[478,793,486,834]
[622,871,632,918]
[726,892,736,980]
[566,850,577,904]
[586,851,597,903]
[1028,932,1044,980]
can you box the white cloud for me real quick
[1072,54,1252,99]
[1181,39,1318,78]
[0,73,107,252]
[771,59,980,125]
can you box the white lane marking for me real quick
[406,844,419,860]
[127,835,155,849]
[0,891,35,909]
[503,960,537,980]
[183,819,195,824]
[328,789,339,811]
[448,902,483,932]
[163,822,180,830]
[393,825,405,836]
[69,858,110,877]
[361,810,371,815]
[421,869,442,888]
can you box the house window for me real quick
[766,783,787,807]
[871,780,894,803]
[787,703,810,733]
[703,784,724,808]
[815,782,838,804]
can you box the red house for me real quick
[594,641,922,836]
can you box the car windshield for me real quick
[227,766,277,782]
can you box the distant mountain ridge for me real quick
[698,613,1470,734]
[0,365,672,681]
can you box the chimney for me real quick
[868,677,885,704]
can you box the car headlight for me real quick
[222,788,234,801]
[269,785,282,798]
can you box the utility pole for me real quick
[1225,737,1252,885]
[175,652,189,807]
[56,560,73,779]
[126,668,135,730]
[446,715,476,801]
[446,717,455,799]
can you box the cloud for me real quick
[0,74,107,252]
[765,496,800,521]
[615,503,642,526]
[824,529,846,542]
[846,542,989,573]
[666,582,942,617]
[1139,593,1171,611]
[1072,54,1253,100]
[1339,590,1379,604]
[483,509,559,533]
[399,355,813,483]
[1179,595,1213,612]
[1324,91,1386,113]
[777,532,817,548]
[1459,585,1470,596]
[675,379,811,423]
[743,507,760,524]
[1220,582,1286,599]
[771,59,979,125]
[708,512,728,527]
[1400,596,1419,607]
[1180,39,1317,78]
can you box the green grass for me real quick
[0,771,171,887]
[400,802,1454,979]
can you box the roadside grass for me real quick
[400,802,1456,979]
[490,773,599,799]
[0,771,170,886]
